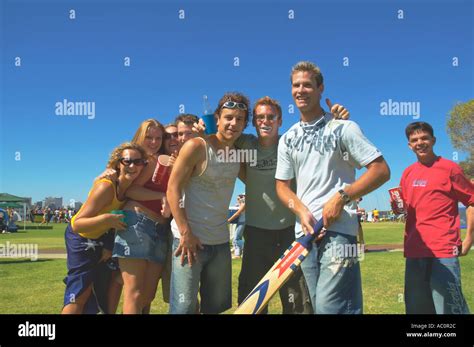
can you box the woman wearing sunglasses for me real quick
[111,119,172,314]
[62,142,147,314]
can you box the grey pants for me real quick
[237,224,313,314]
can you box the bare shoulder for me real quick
[175,138,207,177]
[85,180,115,207]
[92,179,115,196]
[181,138,207,160]
[182,137,206,152]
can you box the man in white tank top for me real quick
[167,92,250,314]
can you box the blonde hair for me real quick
[107,142,148,170]
[131,119,165,154]
[290,61,324,87]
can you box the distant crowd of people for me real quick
[355,207,397,223]
[31,208,78,225]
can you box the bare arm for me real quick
[276,179,320,236]
[461,205,474,256]
[344,157,391,201]
[322,156,391,227]
[228,203,246,223]
[72,182,126,234]
[167,138,206,265]
[126,185,165,201]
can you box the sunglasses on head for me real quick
[120,157,148,166]
[221,101,248,111]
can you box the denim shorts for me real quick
[113,211,169,264]
[405,257,470,314]
[299,230,363,314]
[169,237,232,314]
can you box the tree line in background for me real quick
[447,99,474,178]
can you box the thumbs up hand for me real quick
[326,98,350,120]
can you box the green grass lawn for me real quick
[0,222,472,314]
[362,222,404,245]
[1,222,66,251]
[361,251,474,313]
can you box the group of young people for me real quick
[61,60,473,315]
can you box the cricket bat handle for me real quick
[299,219,325,251]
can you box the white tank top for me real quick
[171,137,240,245]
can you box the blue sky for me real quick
[1,0,472,211]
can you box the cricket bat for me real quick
[234,219,324,314]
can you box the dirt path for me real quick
[365,244,403,252]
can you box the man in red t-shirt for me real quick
[399,121,473,314]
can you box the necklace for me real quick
[299,112,327,136]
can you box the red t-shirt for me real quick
[400,157,474,258]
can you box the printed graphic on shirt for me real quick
[284,119,343,155]
[254,157,278,170]
[412,179,427,187]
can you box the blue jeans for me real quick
[113,211,168,264]
[405,257,470,314]
[233,223,245,256]
[300,230,363,314]
[169,238,232,314]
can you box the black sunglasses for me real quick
[120,157,148,166]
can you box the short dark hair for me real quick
[175,114,199,126]
[215,92,250,128]
[405,122,434,139]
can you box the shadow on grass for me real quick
[0,259,55,265]
[0,226,54,233]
